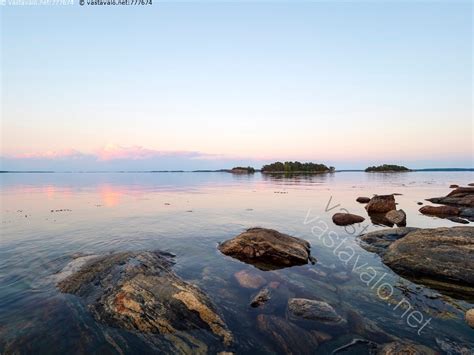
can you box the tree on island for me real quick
[365,164,410,172]
[261,161,334,173]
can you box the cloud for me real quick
[95,144,202,161]
[10,148,89,160]
[0,145,266,171]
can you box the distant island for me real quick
[261,161,335,173]
[229,166,255,174]
[365,164,411,172]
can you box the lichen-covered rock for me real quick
[365,195,396,213]
[218,228,314,270]
[287,298,346,325]
[57,251,233,350]
[465,308,474,328]
[332,213,365,226]
[377,341,438,355]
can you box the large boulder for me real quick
[419,205,459,216]
[287,298,346,325]
[57,251,233,350]
[361,227,474,299]
[365,195,396,213]
[332,213,365,226]
[218,228,314,270]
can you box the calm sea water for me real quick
[1,172,473,354]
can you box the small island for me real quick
[262,161,335,174]
[365,164,411,172]
[229,166,256,174]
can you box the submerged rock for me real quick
[287,298,346,325]
[234,270,266,289]
[250,287,271,308]
[57,251,233,349]
[356,197,371,203]
[360,227,474,299]
[256,314,320,354]
[419,205,460,216]
[365,195,396,213]
[385,209,406,226]
[377,341,437,355]
[218,228,314,271]
[332,213,365,226]
[447,217,470,224]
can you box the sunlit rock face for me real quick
[218,227,314,271]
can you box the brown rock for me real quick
[377,341,438,355]
[356,197,371,203]
[365,195,396,213]
[218,227,313,270]
[234,270,266,289]
[469,183,474,187]
[466,308,474,328]
[332,213,365,226]
[450,184,459,188]
[419,205,459,216]
[385,209,406,226]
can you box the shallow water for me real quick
[1,171,473,354]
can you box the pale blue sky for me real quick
[1,1,472,170]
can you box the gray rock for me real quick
[358,227,418,254]
[447,217,470,224]
[360,227,474,299]
[460,207,474,218]
[287,298,346,325]
[218,227,313,271]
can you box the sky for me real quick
[1,0,473,170]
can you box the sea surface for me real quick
[1,171,473,354]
